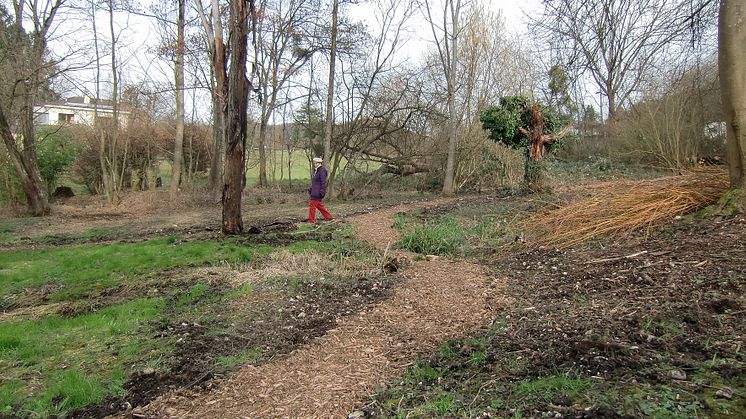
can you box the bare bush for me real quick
[612,61,723,170]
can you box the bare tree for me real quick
[254,0,318,187]
[537,0,695,120]
[323,0,338,168]
[0,0,66,215]
[170,0,185,198]
[91,0,130,205]
[222,0,254,234]
[326,0,417,189]
[423,0,464,195]
[719,0,746,208]
[194,0,227,200]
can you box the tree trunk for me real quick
[0,104,49,215]
[323,0,338,176]
[518,103,571,193]
[171,0,186,198]
[222,0,253,234]
[441,0,461,195]
[522,149,546,193]
[209,84,225,198]
[0,1,52,216]
[719,0,746,209]
[107,0,121,204]
[258,119,268,186]
[203,0,228,200]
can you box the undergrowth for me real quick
[0,222,387,417]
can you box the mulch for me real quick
[132,199,509,418]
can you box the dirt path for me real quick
[135,199,509,418]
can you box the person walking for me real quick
[308,157,334,224]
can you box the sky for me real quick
[347,0,540,63]
[47,0,541,121]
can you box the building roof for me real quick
[35,97,129,113]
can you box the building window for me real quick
[58,113,74,124]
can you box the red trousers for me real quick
[308,200,333,223]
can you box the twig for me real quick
[586,250,648,264]
[468,379,497,411]
[380,240,392,271]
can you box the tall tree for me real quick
[194,0,227,200]
[0,0,65,215]
[719,0,746,208]
[93,0,129,205]
[424,0,463,195]
[322,0,338,168]
[254,0,317,187]
[222,0,254,234]
[170,0,186,198]
[537,0,694,120]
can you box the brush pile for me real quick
[525,167,730,248]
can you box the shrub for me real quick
[36,126,82,193]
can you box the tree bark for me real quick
[441,0,460,196]
[323,0,338,179]
[0,0,62,215]
[258,116,268,187]
[0,104,49,215]
[719,0,746,208]
[196,0,227,200]
[171,0,186,198]
[517,103,571,192]
[222,0,253,234]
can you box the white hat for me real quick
[312,157,323,163]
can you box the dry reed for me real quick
[524,167,730,248]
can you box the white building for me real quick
[34,96,130,126]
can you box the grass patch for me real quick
[0,226,13,244]
[216,348,262,369]
[0,237,271,302]
[392,199,535,256]
[397,216,467,255]
[515,374,592,404]
[623,383,707,418]
[0,298,163,417]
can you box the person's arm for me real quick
[320,168,328,198]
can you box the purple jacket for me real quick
[309,165,328,200]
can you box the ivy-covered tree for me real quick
[480,96,571,192]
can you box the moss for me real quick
[697,188,743,217]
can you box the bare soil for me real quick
[364,208,746,417]
[4,190,743,418]
[129,199,507,418]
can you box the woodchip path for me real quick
[134,198,509,418]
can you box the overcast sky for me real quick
[49,0,540,121]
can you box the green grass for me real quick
[397,215,468,255]
[216,348,262,369]
[0,298,163,416]
[0,237,272,302]
[0,221,382,416]
[0,226,13,244]
[515,374,593,404]
[392,200,532,257]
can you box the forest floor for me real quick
[0,184,744,418]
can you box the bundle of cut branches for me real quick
[524,167,730,249]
